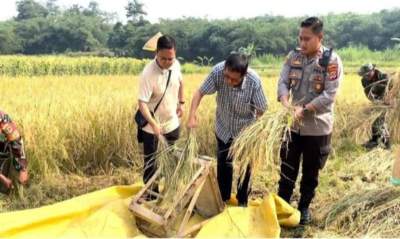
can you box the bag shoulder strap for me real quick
[319,48,333,85]
[319,48,333,71]
[153,69,172,113]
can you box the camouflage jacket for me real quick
[361,69,390,102]
[0,111,27,171]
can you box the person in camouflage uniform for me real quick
[358,63,391,150]
[0,110,28,193]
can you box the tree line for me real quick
[0,0,400,62]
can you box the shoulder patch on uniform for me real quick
[327,63,339,81]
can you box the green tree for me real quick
[46,0,59,16]
[0,22,22,53]
[16,0,48,20]
[126,0,147,23]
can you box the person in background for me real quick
[0,110,28,193]
[358,63,391,150]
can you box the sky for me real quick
[1,0,400,22]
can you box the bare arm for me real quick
[279,95,290,108]
[177,80,185,118]
[178,80,185,103]
[187,89,204,128]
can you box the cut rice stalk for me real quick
[229,106,293,185]
[156,130,198,209]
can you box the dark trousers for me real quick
[278,131,331,210]
[216,136,251,205]
[141,127,180,184]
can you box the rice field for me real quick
[0,59,399,237]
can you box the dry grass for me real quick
[322,187,400,237]
[337,148,393,185]
[334,103,388,143]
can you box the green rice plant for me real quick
[0,56,148,76]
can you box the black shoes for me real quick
[362,138,391,150]
[362,139,379,150]
[299,208,311,225]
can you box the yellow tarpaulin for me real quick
[0,184,300,238]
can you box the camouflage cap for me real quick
[358,63,375,76]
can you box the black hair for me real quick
[301,17,324,34]
[224,53,249,76]
[156,35,176,51]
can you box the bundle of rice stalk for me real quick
[322,187,400,237]
[335,103,387,143]
[155,136,178,185]
[229,106,293,185]
[386,73,400,143]
[155,130,198,209]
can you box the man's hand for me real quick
[187,115,198,129]
[187,90,204,129]
[0,174,13,189]
[150,122,162,137]
[177,104,184,118]
[280,95,291,108]
[18,169,29,185]
[293,106,304,120]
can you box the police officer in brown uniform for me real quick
[277,17,343,225]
